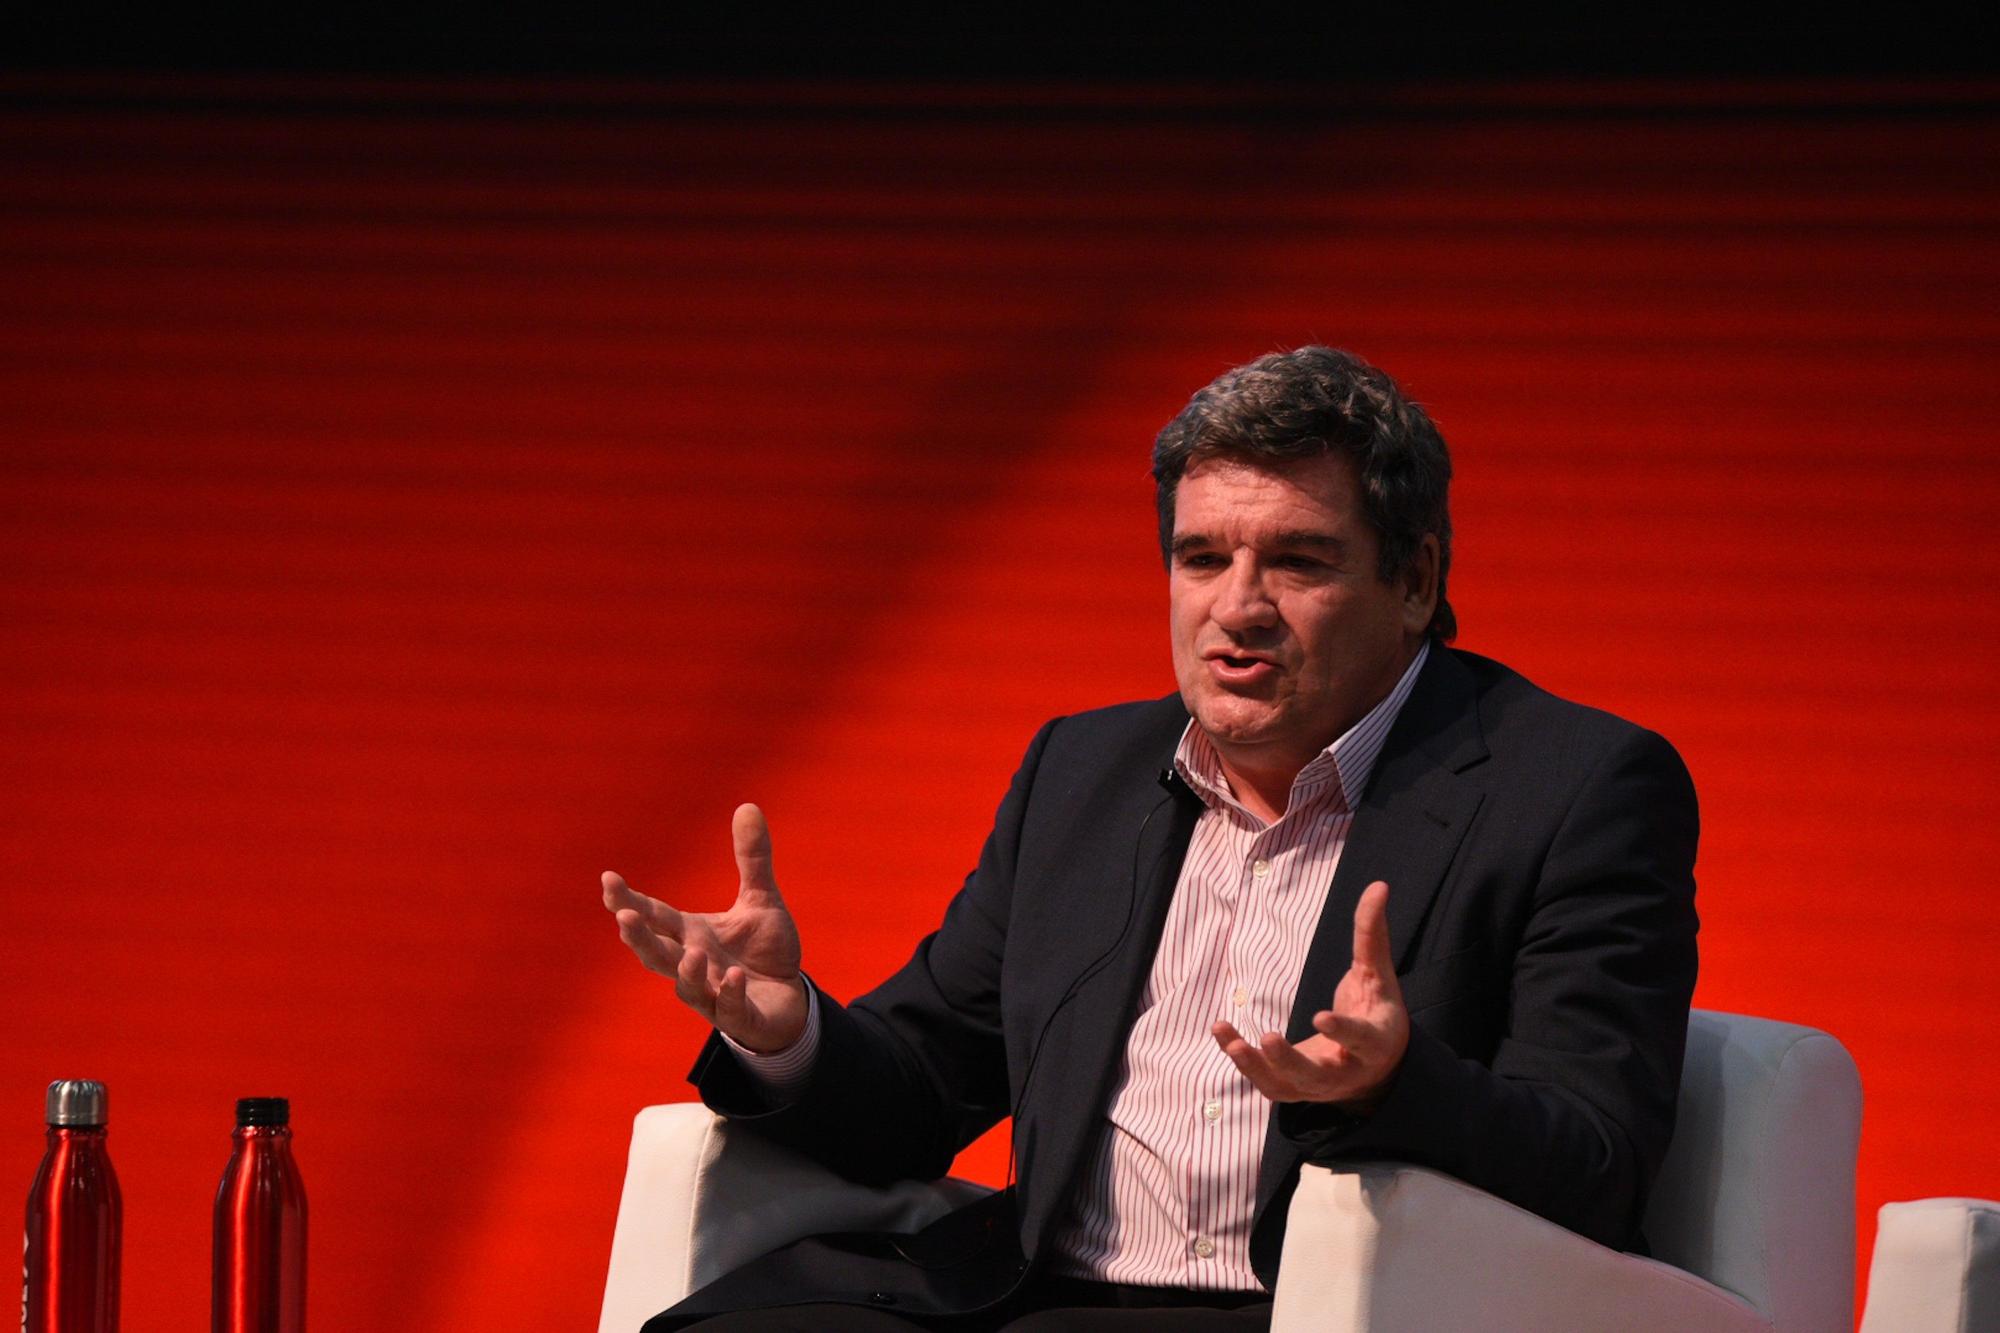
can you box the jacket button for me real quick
[868,1292,897,1305]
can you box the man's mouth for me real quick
[1204,647,1276,667]
[1204,651,1280,686]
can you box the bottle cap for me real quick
[45,1079,108,1127]
[235,1097,290,1128]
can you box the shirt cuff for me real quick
[719,976,821,1100]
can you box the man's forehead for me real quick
[1173,454,1360,530]
[1185,451,1356,496]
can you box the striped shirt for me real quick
[733,642,1430,1292]
[1045,641,1428,1289]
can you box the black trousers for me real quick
[678,1277,1272,1331]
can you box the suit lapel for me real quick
[1255,647,1488,1221]
[1015,719,1202,1256]
[1287,648,1488,1030]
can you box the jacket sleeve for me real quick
[687,717,1060,1186]
[1277,724,1700,1250]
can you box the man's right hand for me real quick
[602,802,809,1054]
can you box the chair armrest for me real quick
[599,1103,991,1333]
[1273,1164,1774,1333]
[1860,1197,2000,1333]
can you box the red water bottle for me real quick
[23,1078,122,1333]
[211,1097,305,1333]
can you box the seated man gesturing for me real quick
[604,346,1700,1332]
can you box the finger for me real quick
[615,908,683,976]
[675,944,719,1021]
[1352,881,1395,981]
[732,803,783,906]
[1212,1023,1288,1100]
[1311,1009,1372,1052]
[1211,1020,1263,1068]
[1257,1029,1335,1086]
[714,965,750,1035]
[603,871,686,938]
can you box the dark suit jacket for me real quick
[647,647,1699,1328]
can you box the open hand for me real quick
[602,803,809,1053]
[1211,880,1409,1111]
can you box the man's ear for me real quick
[1400,534,1440,635]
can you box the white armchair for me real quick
[599,1101,988,1332]
[1858,1196,2000,1332]
[600,1010,1861,1332]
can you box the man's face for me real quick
[1169,453,1430,783]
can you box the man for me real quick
[603,346,1699,1330]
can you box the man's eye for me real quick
[1276,556,1326,571]
[1178,552,1225,570]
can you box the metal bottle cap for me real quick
[235,1097,289,1128]
[45,1079,108,1127]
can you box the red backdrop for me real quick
[3,77,1996,1327]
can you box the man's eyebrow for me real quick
[1272,531,1346,551]
[1169,534,1209,556]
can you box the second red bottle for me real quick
[212,1097,306,1333]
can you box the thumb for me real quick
[1353,880,1395,980]
[732,802,782,905]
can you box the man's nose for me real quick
[1212,556,1278,630]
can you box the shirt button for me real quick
[1231,986,1248,1007]
[1193,1237,1216,1259]
[1202,1098,1222,1121]
[1252,859,1271,878]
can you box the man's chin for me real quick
[1187,700,1283,749]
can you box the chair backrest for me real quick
[1642,1009,1861,1330]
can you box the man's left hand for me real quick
[1211,879,1409,1112]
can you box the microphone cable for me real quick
[889,768,1195,1272]
[1004,768,1198,1192]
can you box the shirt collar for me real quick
[1173,639,1431,818]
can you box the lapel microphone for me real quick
[1158,766,1203,810]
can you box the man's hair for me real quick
[1151,345,1457,641]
